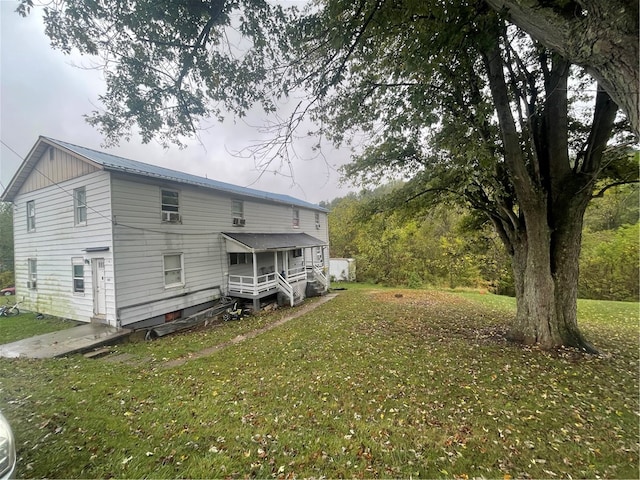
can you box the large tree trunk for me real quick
[482,24,618,351]
[507,195,596,351]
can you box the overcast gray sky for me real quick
[0,1,354,204]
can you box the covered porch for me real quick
[222,232,329,310]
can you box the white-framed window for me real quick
[229,253,250,265]
[161,189,181,223]
[292,208,300,228]
[74,187,87,225]
[26,200,36,232]
[232,199,246,226]
[72,257,85,293]
[163,253,184,287]
[232,199,244,218]
[27,258,37,289]
[315,212,321,229]
[292,248,303,258]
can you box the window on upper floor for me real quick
[232,199,245,226]
[163,253,184,287]
[74,187,87,225]
[27,258,37,289]
[26,200,36,232]
[161,189,180,223]
[292,208,300,228]
[232,199,244,218]
[72,257,85,293]
[315,212,321,229]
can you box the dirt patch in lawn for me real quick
[366,288,510,346]
[367,288,466,305]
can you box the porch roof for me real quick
[222,232,327,252]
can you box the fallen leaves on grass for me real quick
[0,287,637,479]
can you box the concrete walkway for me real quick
[0,293,339,360]
[0,324,132,359]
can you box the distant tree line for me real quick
[0,202,14,288]
[325,183,639,302]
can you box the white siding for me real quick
[111,175,226,325]
[13,170,115,324]
[110,174,329,324]
[234,198,329,241]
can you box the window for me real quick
[232,199,246,226]
[229,253,250,265]
[163,254,184,287]
[293,249,303,258]
[161,189,180,222]
[26,200,36,232]
[27,258,37,289]
[315,212,321,229]
[232,199,244,218]
[74,187,87,225]
[292,208,300,227]
[72,258,84,293]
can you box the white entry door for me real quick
[92,258,107,316]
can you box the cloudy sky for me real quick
[0,1,355,204]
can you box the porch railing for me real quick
[228,272,277,295]
[286,266,307,283]
[276,272,295,307]
[228,267,306,297]
[312,264,328,289]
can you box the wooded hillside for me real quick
[326,183,639,302]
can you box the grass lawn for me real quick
[0,285,637,478]
[0,296,77,344]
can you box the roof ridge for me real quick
[43,136,137,165]
[43,137,327,212]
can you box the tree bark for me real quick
[482,27,617,351]
[485,0,639,138]
[507,195,597,351]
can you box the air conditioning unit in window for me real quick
[233,217,246,226]
[162,211,181,223]
[315,222,321,229]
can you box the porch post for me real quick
[274,251,278,275]
[284,251,289,277]
[252,251,258,293]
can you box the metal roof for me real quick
[222,232,327,251]
[1,136,328,212]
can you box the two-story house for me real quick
[1,136,329,328]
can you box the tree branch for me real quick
[591,179,640,198]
